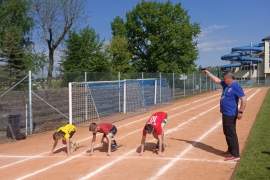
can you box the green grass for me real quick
[234,89,270,180]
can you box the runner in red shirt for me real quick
[88,122,118,156]
[139,112,168,156]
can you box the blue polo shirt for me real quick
[220,81,245,116]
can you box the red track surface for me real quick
[0,87,267,180]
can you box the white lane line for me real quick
[150,89,261,180]
[87,156,236,164]
[0,91,223,170]
[0,155,236,164]
[14,89,254,180]
[170,92,220,111]
[109,157,236,164]
[0,155,61,159]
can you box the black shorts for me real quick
[110,125,117,136]
[103,125,117,138]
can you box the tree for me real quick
[111,16,126,37]
[109,16,132,73]
[32,0,85,85]
[112,1,200,73]
[0,0,33,77]
[109,36,132,73]
[24,50,47,74]
[62,27,110,73]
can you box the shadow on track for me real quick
[170,137,227,157]
[136,142,160,154]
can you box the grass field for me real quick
[234,89,270,180]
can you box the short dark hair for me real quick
[144,124,154,134]
[89,123,97,132]
[53,132,64,141]
[223,71,235,80]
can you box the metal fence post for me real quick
[28,71,33,134]
[200,73,202,93]
[154,79,157,104]
[183,75,186,97]
[172,73,175,99]
[159,72,162,103]
[192,72,195,94]
[118,72,121,112]
[68,82,73,124]
[25,103,28,136]
[123,80,127,113]
[84,72,88,121]
[257,64,259,85]
[142,72,145,107]
[265,74,267,86]
[206,76,208,91]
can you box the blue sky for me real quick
[81,0,270,67]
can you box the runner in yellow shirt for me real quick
[51,124,77,156]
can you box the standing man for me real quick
[203,70,247,161]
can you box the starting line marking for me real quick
[0,154,236,164]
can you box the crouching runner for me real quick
[139,112,168,156]
[51,123,77,156]
[88,122,118,156]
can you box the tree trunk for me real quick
[47,48,54,87]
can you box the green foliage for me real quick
[108,36,133,73]
[23,51,47,74]
[111,1,200,73]
[62,27,110,73]
[111,16,126,37]
[109,16,133,73]
[234,90,270,180]
[0,0,34,75]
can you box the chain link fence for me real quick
[0,72,29,142]
[0,69,269,142]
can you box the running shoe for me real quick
[224,156,240,161]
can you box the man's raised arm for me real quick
[203,70,221,84]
